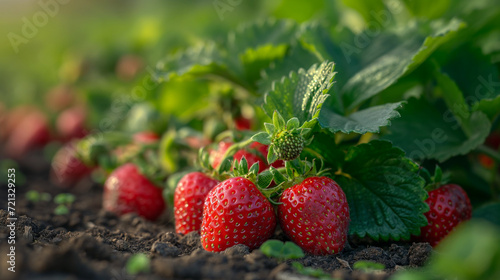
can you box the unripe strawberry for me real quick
[274,131,305,161]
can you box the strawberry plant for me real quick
[2,0,500,279]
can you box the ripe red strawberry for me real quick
[210,141,233,169]
[235,116,252,130]
[174,172,219,234]
[133,131,160,144]
[51,142,92,188]
[56,106,87,142]
[414,184,472,247]
[5,110,51,159]
[210,141,268,173]
[103,163,165,220]
[278,177,350,255]
[201,177,276,252]
[233,149,267,173]
[184,136,210,149]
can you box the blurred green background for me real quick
[0,0,329,108]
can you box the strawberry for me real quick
[278,176,350,255]
[133,131,160,144]
[210,141,268,173]
[235,116,252,130]
[200,177,276,252]
[184,136,210,149]
[5,110,51,159]
[116,55,143,81]
[174,172,219,234]
[51,142,93,188]
[273,131,305,161]
[45,85,77,112]
[210,141,233,169]
[56,106,87,142]
[414,184,472,247]
[103,163,165,220]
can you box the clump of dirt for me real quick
[0,153,433,279]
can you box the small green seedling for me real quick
[292,262,335,280]
[260,240,305,261]
[353,260,386,272]
[25,190,52,203]
[53,193,76,215]
[126,253,150,275]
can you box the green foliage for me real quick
[333,140,428,240]
[473,203,500,227]
[341,19,465,111]
[383,98,491,162]
[155,19,299,89]
[474,96,500,121]
[318,101,404,134]
[25,190,51,203]
[391,220,500,280]
[353,260,386,271]
[4,0,500,262]
[54,193,76,205]
[262,61,335,124]
[292,262,334,280]
[53,193,76,215]
[54,205,70,216]
[260,240,305,260]
[126,253,150,275]
[401,0,451,19]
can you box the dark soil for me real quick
[0,152,433,280]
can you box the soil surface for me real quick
[0,152,433,280]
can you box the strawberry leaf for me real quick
[318,102,405,134]
[155,19,298,88]
[260,240,305,260]
[251,132,271,145]
[258,42,321,94]
[302,130,344,169]
[256,170,274,189]
[262,61,335,124]
[473,95,500,121]
[249,162,260,175]
[154,42,229,83]
[270,166,287,186]
[333,140,428,241]
[341,19,465,111]
[382,98,491,162]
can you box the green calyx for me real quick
[421,165,450,192]
[251,111,312,163]
[76,136,110,167]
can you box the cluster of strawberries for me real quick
[0,85,91,188]
[174,141,350,255]
[4,92,474,255]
